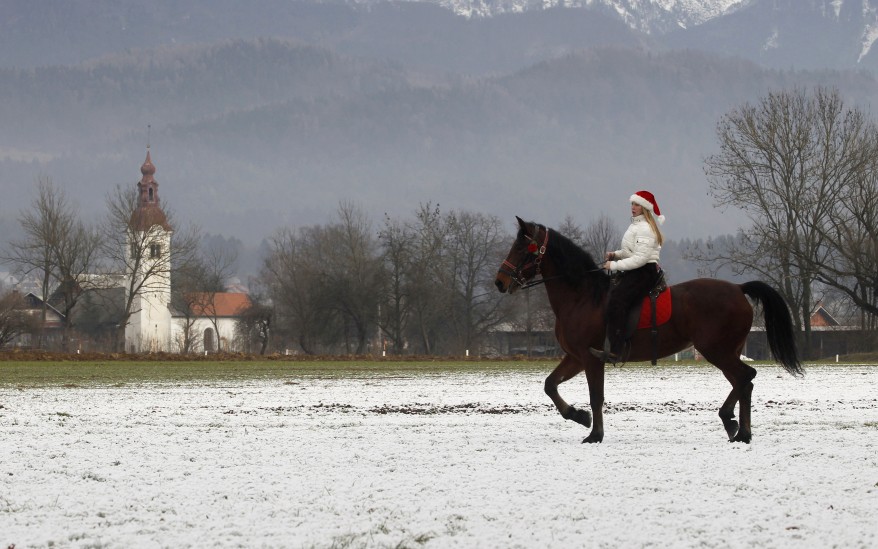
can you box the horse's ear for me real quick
[515,216,528,232]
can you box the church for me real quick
[124,149,250,353]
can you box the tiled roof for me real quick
[188,292,251,317]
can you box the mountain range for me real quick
[3,0,878,257]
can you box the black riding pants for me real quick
[606,263,661,353]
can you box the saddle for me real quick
[621,270,671,365]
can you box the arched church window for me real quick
[150,244,161,258]
[148,187,154,202]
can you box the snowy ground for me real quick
[1,363,877,548]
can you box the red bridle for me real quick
[499,224,549,288]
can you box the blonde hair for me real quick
[642,208,664,246]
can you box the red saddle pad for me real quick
[637,287,672,329]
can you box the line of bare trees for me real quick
[251,203,619,355]
[255,203,621,356]
[258,202,509,355]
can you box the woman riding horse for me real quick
[495,217,802,444]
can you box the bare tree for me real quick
[319,202,384,354]
[582,213,622,261]
[444,210,510,355]
[810,152,878,322]
[3,177,100,350]
[235,292,272,355]
[260,204,385,356]
[404,203,451,354]
[3,177,66,348]
[702,87,870,356]
[0,288,35,348]
[377,213,414,354]
[52,220,102,350]
[557,215,587,249]
[261,225,339,354]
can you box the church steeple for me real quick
[130,147,171,231]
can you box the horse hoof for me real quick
[581,433,603,444]
[729,431,752,444]
[572,408,592,428]
[564,406,592,428]
[722,418,739,441]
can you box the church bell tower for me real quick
[125,148,173,352]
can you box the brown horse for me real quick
[494,217,803,444]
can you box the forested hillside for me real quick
[4,38,878,249]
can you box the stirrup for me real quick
[588,346,620,364]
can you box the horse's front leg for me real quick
[581,358,605,443]
[545,355,592,430]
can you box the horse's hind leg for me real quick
[732,363,757,443]
[710,356,757,443]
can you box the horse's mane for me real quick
[520,223,610,302]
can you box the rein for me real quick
[470,277,561,301]
[514,275,563,291]
[519,268,605,291]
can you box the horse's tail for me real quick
[740,281,804,377]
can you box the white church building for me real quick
[124,150,250,353]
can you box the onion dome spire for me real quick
[130,147,171,231]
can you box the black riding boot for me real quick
[589,329,623,363]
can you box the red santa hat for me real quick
[630,190,665,225]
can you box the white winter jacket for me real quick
[608,215,661,272]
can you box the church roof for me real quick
[129,206,171,232]
[187,292,252,318]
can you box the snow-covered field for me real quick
[2,363,876,548]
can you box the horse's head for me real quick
[495,216,549,294]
